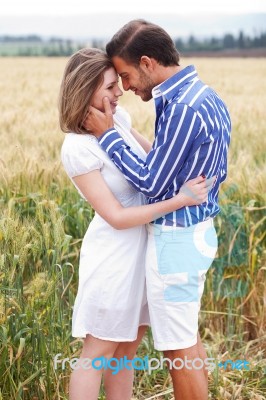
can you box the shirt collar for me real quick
[152,65,198,102]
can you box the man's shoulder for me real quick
[164,98,199,117]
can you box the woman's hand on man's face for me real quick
[84,97,114,137]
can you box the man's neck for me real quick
[155,65,182,85]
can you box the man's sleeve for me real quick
[99,104,201,198]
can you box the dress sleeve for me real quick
[61,139,103,178]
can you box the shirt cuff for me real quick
[98,128,125,154]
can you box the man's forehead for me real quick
[112,56,135,74]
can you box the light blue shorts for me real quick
[145,218,218,351]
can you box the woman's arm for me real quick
[73,170,214,230]
[130,128,152,153]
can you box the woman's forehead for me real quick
[103,67,118,83]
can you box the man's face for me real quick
[112,56,155,102]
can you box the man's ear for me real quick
[139,56,155,71]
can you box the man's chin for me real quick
[136,90,151,101]
[140,94,152,102]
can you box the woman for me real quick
[58,48,213,400]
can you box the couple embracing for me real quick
[59,19,231,400]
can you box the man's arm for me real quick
[85,98,201,198]
[98,103,201,198]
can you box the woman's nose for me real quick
[116,86,123,97]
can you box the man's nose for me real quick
[122,79,130,91]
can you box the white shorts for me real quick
[145,218,218,351]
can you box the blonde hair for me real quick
[58,48,113,134]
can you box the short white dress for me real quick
[61,107,150,341]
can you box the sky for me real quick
[0,1,265,39]
[2,0,266,15]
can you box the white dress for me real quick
[61,107,150,341]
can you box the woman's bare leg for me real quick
[69,334,119,400]
[104,326,148,400]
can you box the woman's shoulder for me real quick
[61,132,97,153]
[62,132,97,144]
[61,132,103,177]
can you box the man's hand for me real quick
[84,97,114,138]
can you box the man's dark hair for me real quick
[106,19,180,67]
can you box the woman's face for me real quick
[91,67,123,114]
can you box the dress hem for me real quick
[72,323,151,342]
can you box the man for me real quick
[86,19,231,400]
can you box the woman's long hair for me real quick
[58,48,113,134]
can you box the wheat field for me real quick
[0,57,265,400]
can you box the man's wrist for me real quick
[97,128,115,142]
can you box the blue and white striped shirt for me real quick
[98,65,231,227]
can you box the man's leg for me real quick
[164,340,208,400]
[145,220,217,400]
[197,332,208,382]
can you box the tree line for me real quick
[175,31,266,52]
[0,31,265,56]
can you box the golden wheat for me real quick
[0,57,265,400]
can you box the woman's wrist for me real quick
[172,192,187,209]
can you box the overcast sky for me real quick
[2,0,266,15]
[1,1,265,39]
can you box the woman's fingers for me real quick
[206,176,217,190]
[192,175,216,188]
[185,174,216,187]
[188,175,205,185]
[179,174,217,205]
